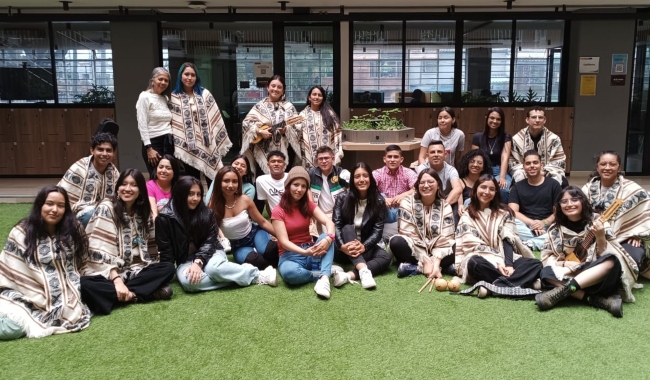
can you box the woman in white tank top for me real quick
[208,166,278,269]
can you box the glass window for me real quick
[352,21,403,104]
[0,22,55,104]
[285,25,334,104]
[462,21,513,103]
[626,21,650,173]
[513,21,563,102]
[405,21,456,104]
[53,22,114,104]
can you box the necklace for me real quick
[487,137,497,155]
[225,198,237,209]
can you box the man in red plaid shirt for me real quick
[372,145,418,224]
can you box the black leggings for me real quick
[80,262,175,315]
[142,134,174,178]
[389,235,455,274]
[467,256,542,288]
[340,225,391,279]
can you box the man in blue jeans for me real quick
[508,150,562,250]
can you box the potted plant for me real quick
[343,108,414,143]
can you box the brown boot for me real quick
[535,281,571,311]
[588,294,623,318]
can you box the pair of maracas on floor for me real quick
[418,276,462,293]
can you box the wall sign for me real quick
[579,57,600,74]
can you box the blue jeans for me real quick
[77,206,96,228]
[380,193,399,223]
[230,224,272,264]
[515,219,548,250]
[278,233,334,285]
[0,317,25,341]
[176,251,259,293]
[492,165,512,204]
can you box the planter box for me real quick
[342,127,415,143]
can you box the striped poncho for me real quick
[540,219,638,302]
[298,107,343,170]
[80,200,157,279]
[509,126,566,184]
[0,224,91,338]
[58,156,119,216]
[582,175,650,279]
[390,195,455,272]
[170,89,232,180]
[240,97,301,174]
[454,208,534,283]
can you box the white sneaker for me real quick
[359,267,376,289]
[255,266,278,287]
[533,279,542,290]
[333,271,350,287]
[331,265,344,274]
[314,276,331,299]
[219,237,232,252]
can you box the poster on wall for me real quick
[580,75,597,96]
[611,54,628,75]
[579,57,600,73]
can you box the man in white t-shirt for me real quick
[256,150,288,215]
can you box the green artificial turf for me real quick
[0,203,648,379]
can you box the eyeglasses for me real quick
[559,197,580,205]
[317,156,333,161]
[419,180,437,186]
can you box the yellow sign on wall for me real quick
[580,75,597,96]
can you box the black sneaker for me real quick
[150,285,173,301]
[397,263,420,278]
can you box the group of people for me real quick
[1,69,649,342]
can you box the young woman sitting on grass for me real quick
[332,162,391,289]
[536,186,638,317]
[157,176,277,292]
[0,186,91,340]
[209,166,278,269]
[455,174,541,299]
[147,154,180,219]
[272,167,336,299]
[388,169,456,280]
[205,154,256,204]
[79,168,176,315]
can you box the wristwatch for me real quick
[193,258,203,268]
[144,144,152,149]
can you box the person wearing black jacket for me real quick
[156,176,277,292]
[331,162,391,289]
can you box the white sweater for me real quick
[135,91,172,145]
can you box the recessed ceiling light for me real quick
[188,1,207,10]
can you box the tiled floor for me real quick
[3,173,650,204]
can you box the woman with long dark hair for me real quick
[582,150,650,279]
[457,149,492,206]
[240,74,301,174]
[332,162,390,289]
[209,166,278,269]
[0,186,91,340]
[79,168,176,315]
[471,107,512,202]
[205,154,256,204]
[157,176,276,293]
[388,169,456,281]
[536,186,638,317]
[136,67,173,177]
[455,174,541,299]
[147,154,180,219]
[170,62,232,182]
[299,85,343,169]
[418,106,465,168]
[272,167,336,299]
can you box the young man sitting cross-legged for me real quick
[508,150,562,250]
